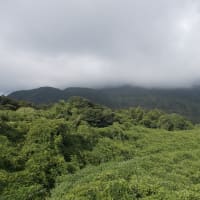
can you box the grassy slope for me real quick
[49,127,200,200]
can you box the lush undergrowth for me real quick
[0,96,198,199]
[49,128,200,200]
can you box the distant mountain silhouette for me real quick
[8,86,200,122]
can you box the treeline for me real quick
[0,96,194,199]
[8,86,200,122]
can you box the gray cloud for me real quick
[1,0,200,93]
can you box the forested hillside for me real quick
[8,86,200,122]
[0,96,33,110]
[3,0,200,199]
[1,96,199,199]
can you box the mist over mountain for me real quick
[1,0,200,93]
[3,1,200,199]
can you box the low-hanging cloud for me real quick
[1,0,200,93]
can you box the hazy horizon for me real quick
[3,83,200,96]
[1,0,200,93]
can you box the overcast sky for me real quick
[1,0,200,94]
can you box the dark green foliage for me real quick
[0,95,32,110]
[81,105,114,127]
[0,96,20,110]
[158,114,193,131]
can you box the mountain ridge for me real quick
[8,85,200,122]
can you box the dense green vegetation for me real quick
[0,96,199,199]
[8,85,200,122]
[0,96,32,110]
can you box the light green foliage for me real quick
[0,96,198,199]
[48,128,200,200]
[116,107,193,131]
[141,109,163,128]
